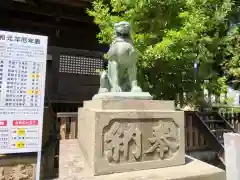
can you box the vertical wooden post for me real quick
[60,117,67,140]
[187,113,193,150]
[185,112,188,151]
[194,126,199,149]
[70,117,77,139]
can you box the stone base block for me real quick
[59,140,226,180]
[78,99,185,175]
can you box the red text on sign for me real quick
[0,120,7,126]
[13,120,38,126]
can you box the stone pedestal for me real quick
[78,99,185,175]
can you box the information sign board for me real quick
[0,30,47,154]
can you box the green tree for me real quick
[88,0,233,102]
[216,0,240,92]
[222,28,240,90]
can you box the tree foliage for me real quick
[220,1,240,90]
[88,0,234,101]
[222,27,240,90]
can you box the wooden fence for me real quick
[221,112,240,132]
[57,112,78,139]
[184,112,209,152]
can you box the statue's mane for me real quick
[116,32,131,39]
[113,33,133,45]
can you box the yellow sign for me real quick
[27,90,40,95]
[16,142,25,148]
[30,73,40,78]
[17,129,26,136]
[35,90,40,94]
[27,90,34,95]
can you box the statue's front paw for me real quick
[99,88,109,93]
[131,86,142,92]
[111,86,122,92]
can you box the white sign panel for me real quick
[0,30,47,154]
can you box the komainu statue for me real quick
[98,21,142,93]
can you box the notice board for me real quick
[0,30,47,154]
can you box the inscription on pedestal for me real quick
[0,164,35,180]
[103,119,180,164]
[104,122,142,163]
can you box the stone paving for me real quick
[53,139,225,180]
[55,139,85,180]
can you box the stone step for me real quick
[211,129,232,133]
[204,120,224,123]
